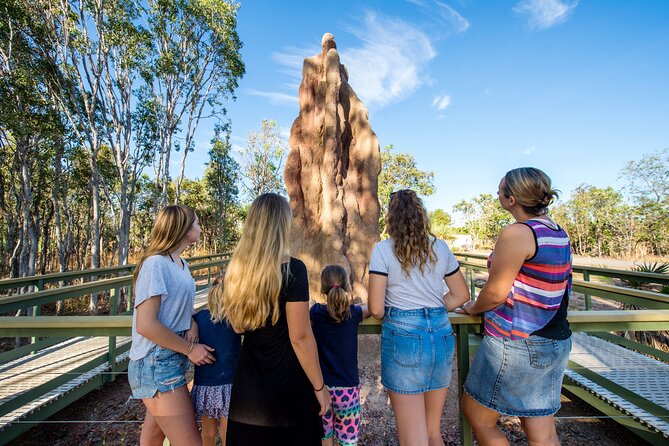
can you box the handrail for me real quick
[457,259,669,309]
[454,252,669,285]
[0,253,230,292]
[0,258,230,314]
[1,310,667,337]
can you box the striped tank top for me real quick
[484,219,572,340]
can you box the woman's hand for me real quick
[455,300,477,315]
[315,387,331,416]
[187,343,215,366]
[184,319,199,343]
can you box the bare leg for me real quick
[139,409,165,446]
[201,416,218,446]
[461,393,509,446]
[321,437,334,446]
[520,416,560,446]
[388,390,428,446]
[217,417,229,446]
[142,386,202,446]
[424,388,448,446]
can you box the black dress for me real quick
[226,258,323,446]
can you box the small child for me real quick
[191,277,241,446]
[310,265,370,446]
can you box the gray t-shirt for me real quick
[129,255,195,360]
[369,237,460,310]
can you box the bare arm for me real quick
[286,300,330,416]
[443,269,470,311]
[463,224,534,315]
[358,305,371,319]
[367,274,388,319]
[135,296,215,365]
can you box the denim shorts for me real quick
[381,306,455,394]
[128,345,190,399]
[464,334,572,417]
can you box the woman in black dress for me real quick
[222,193,329,445]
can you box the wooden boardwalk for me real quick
[0,289,208,435]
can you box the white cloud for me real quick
[432,94,451,110]
[247,89,298,105]
[514,0,579,30]
[522,146,536,155]
[433,0,470,33]
[339,11,437,108]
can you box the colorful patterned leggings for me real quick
[322,385,360,445]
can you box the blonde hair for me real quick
[223,193,292,331]
[208,276,225,322]
[386,190,437,275]
[133,204,196,286]
[320,265,352,323]
[503,167,559,216]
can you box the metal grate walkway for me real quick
[0,288,208,434]
[568,332,669,437]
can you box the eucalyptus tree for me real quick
[144,0,244,207]
[241,119,287,200]
[204,125,240,252]
[0,0,66,285]
[377,144,435,233]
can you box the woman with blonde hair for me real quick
[459,167,572,446]
[368,190,470,446]
[223,193,329,446]
[128,204,215,446]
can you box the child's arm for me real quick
[358,305,370,319]
[136,297,214,365]
[184,317,199,343]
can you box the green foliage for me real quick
[378,144,435,212]
[378,144,435,234]
[453,194,511,249]
[241,119,287,199]
[429,209,453,241]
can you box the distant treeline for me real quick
[447,149,669,259]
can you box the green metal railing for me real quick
[1,253,669,445]
[0,253,230,294]
[456,255,669,444]
[0,256,230,444]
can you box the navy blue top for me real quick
[310,304,363,387]
[193,309,241,386]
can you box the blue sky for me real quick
[182,0,669,214]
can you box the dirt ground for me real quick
[8,333,652,446]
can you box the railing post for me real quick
[583,271,592,310]
[108,287,119,382]
[457,323,473,446]
[30,279,43,351]
[468,267,476,300]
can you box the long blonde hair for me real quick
[223,193,292,331]
[320,265,352,323]
[208,276,225,322]
[386,190,437,275]
[133,204,196,286]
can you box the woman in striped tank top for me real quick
[458,167,572,446]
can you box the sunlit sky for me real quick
[182,0,669,214]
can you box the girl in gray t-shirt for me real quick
[127,204,215,445]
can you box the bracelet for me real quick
[187,341,195,355]
[314,383,325,392]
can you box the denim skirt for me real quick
[464,334,572,417]
[381,306,455,394]
[128,345,190,399]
